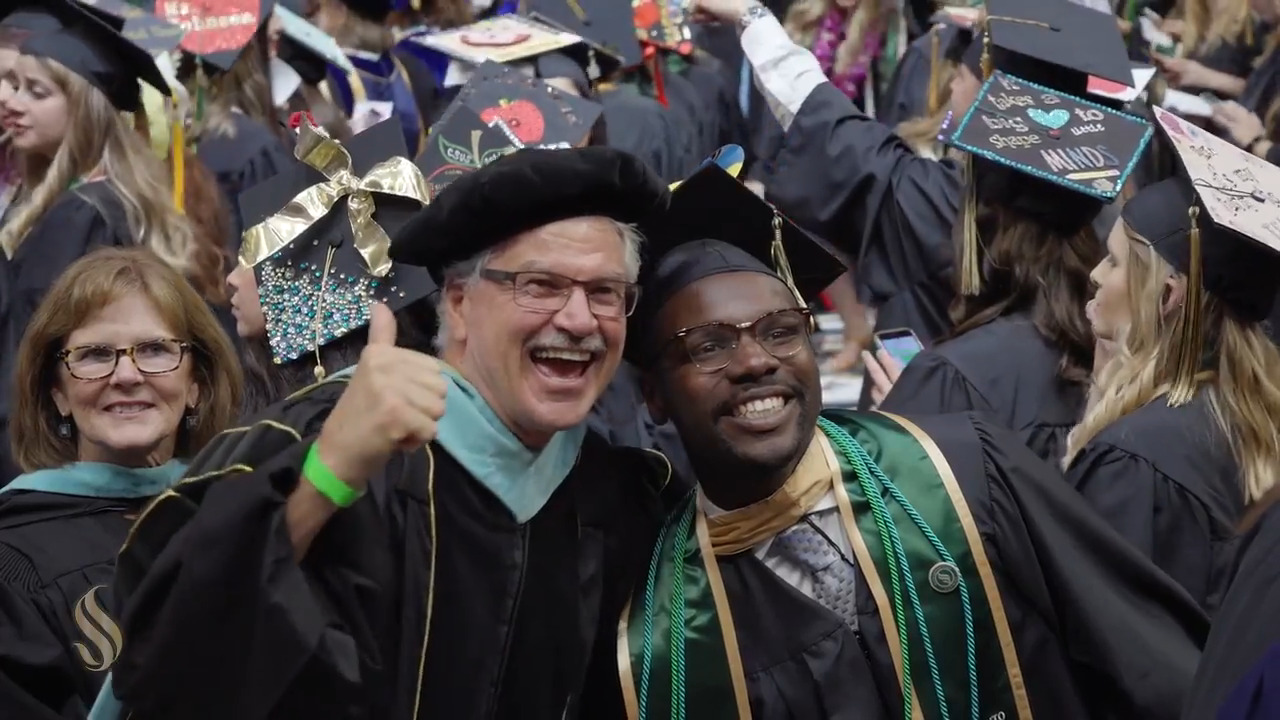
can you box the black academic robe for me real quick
[878,29,937,129]
[614,411,1208,719]
[1065,390,1243,613]
[600,84,687,182]
[0,182,133,486]
[654,65,719,170]
[765,82,959,351]
[680,54,753,169]
[1239,46,1280,119]
[880,313,1085,465]
[0,491,144,718]
[1181,500,1280,719]
[589,364,694,483]
[195,113,293,253]
[110,375,674,719]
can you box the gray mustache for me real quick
[528,331,606,354]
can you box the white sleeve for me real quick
[739,14,829,132]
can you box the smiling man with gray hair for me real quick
[106,146,679,720]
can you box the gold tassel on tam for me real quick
[1167,205,1204,407]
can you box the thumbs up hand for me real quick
[314,304,448,493]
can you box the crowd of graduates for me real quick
[4,0,1280,718]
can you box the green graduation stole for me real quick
[618,410,1034,720]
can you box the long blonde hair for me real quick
[1180,0,1253,56]
[0,58,193,271]
[783,0,893,78]
[1064,224,1280,504]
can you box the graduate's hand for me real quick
[315,304,448,490]
[861,348,902,409]
[1154,56,1209,89]
[689,0,754,25]
[1211,101,1266,148]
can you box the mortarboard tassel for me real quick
[1168,205,1204,407]
[170,99,185,212]
[925,27,942,116]
[957,18,996,296]
[769,211,818,332]
[959,154,982,295]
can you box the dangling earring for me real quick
[57,415,72,439]
[184,408,199,430]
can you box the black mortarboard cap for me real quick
[1121,107,1280,404]
[526,0,645,70]
[138,0,274,72]
[237,117,435,368]
[1,4,64,34]
[961,0,1132,98]
[416,104,521,199]
[450,63,604,147]
[15,0,171,112]
[389,146,669,282]
[76,0,185,54]
[337,0,392,22]
[625,164,845,366]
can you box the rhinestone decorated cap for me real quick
[237,116,435,366]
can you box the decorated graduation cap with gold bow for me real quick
[1122,108,1280,406]
[238,116,434,377]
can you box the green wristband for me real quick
[303,443,364,508]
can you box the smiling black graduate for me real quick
[611,164,1210,720]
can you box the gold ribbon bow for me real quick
[239,118,429,277]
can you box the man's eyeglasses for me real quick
[480,269,640,318]
[665,308,813,372]
[57,339,191,381]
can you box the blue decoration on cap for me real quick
[945,71,1154,200]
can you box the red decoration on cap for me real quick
[289,111,316,130]
[158,0,262,56]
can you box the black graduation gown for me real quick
[879,313,1086,465]
[195,113,293,253]
[878,29,937,129]
[0,490,144,717]
[1239,46,1280,119]
[1181,501,1280,719]
[588,364,694,484]
[654,65,719,171]
[1065,390,1243,613]
[631,413,1208,719]
[111,376,673,719]
[600,84,686,182]
[0,182,133,486]
[765,82,959,349]
[680,54,753,167]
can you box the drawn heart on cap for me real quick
[1028,108,1070,130]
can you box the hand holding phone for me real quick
[873,328,923,368]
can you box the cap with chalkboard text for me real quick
[1121,107,1280,405]
[941,69,1153,293]
[961,0,1132,101]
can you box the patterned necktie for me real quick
[771,520,859,629]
